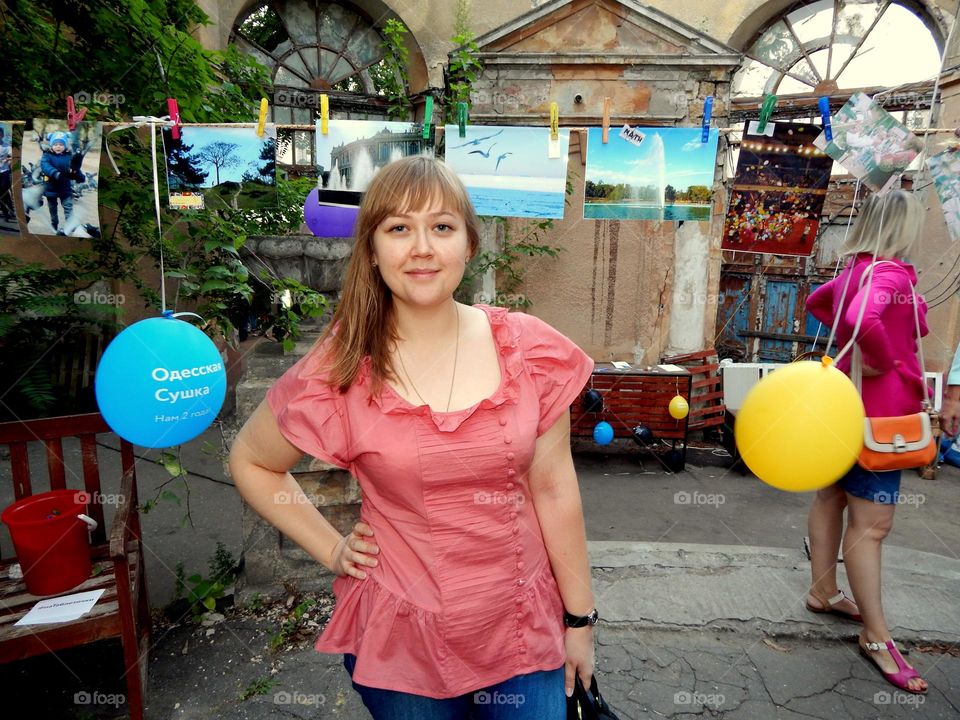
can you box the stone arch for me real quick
[727,0,948,53]
[224,0,429,95]
[727,0,948,98]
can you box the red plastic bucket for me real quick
[1,490,98,596]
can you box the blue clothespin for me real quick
[818,97,833,142]
[701,96,714,143]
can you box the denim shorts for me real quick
[838,464,902,504]
[343,654,565,719]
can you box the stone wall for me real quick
[230,331,362,599]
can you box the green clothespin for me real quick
[458,102,468,138]
[757,94,777,133]
[422,96,434,140]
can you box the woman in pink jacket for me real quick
[805,190,928,694]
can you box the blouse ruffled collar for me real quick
[360,305,523,432]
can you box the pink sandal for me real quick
[859,639,927,694]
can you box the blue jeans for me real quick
[343,654,565,719]
[839,464,901,504]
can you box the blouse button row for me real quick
[499,417,508,426]
[506,452,515,461]
[504,436,512,444]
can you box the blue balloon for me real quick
[95,315,227,448]
[593,421,614,445]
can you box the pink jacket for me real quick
[806,253,928,417]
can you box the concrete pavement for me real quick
[2,436,959,718]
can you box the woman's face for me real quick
[371,203,470,312]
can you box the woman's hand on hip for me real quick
[564,626,595,697]
[330,521,379,579]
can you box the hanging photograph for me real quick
[20,120,103,238]
[927,148,960,243]
[316,120,435,207]
[443,125,570,219]
[722,122,832,256]
[814,92,922,195]
[0,122,20,238]
[162,126,277,211]
[583,126,719,221]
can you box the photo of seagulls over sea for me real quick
[443,125,570,219]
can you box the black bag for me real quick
[566,676,620,719]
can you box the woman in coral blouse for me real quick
[805,190,928,695]
[230,156,597,718]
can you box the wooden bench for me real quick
[0,413,149,720]
[570,364,692,469]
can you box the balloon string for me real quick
[832,199,887,367]
[150,124,166,314]
[823,180,862,358]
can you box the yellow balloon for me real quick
[735,360,864,492]
[668,395,689,419]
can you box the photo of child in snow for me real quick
[20,120,102,238]
[0,122,20,238]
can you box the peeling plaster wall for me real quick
[520,143,678,364]
[666,221,711,355]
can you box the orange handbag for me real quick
[859,411,937,472]
[851,261,935,472]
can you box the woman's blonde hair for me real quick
[317,156,481,393]
[842,190,925,259]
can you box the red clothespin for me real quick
[66,95,87,130]
[167,98,181,140]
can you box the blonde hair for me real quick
[318,156,481,393]
[842,190,925,259]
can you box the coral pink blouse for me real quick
[265,305,594,698]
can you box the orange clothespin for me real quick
[601,97,611,144]
[549,101,560,158]
[256,98,269,137]
[167,98,181,140]
[320,94,329,135]
[66,95,87,130]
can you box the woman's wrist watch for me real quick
[563,608,599,628]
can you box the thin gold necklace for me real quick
[396,305,460,412]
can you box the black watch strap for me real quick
[563,608,599,628]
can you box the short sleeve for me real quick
[514,313,594,436]
[265,353,352,469]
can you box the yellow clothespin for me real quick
[320,94,329,135]
[256,98,268,137]
[549,101,560,158]
[602,97,611,144]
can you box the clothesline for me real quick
[3,119,959,135]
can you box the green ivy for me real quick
[377,18,413,120]
[445,31,483,123]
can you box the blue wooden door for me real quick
[759,280,798,362]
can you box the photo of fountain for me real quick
[316,120,434,206]
[583,126,719,221]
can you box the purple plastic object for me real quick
[304,188,359,238]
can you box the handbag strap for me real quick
[850,260,928,408]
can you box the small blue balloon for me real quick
[95,315,227,448]
[593,421,614,445]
